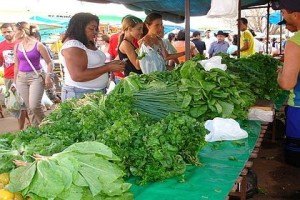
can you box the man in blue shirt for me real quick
[208,31,229,58]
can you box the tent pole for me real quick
[185,0,190,61]
[266,2,270,54]
[237,0,241,58]
[279,14,283,54]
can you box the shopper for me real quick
[118,15,143,76]
[208,30,229,58]
[60,12,125,100]
[173,29,198,63]
[191,31,206,55]
[139,13,185,73]
[13,22,53,127]
[0,23,28,129]
[276,0,300,166]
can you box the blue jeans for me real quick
[61,85,106,102]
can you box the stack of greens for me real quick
[6,142,132,200]
[0,91,207,184]
[222,53,283,100]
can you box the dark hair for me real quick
[177,30,186,41]
[63,12,99,46]
[32,31,41,41]
[143,12,162,36]
[168,33,175,42]
[192,31,201,38]
[239,18,248,25]
[0,23,14,29]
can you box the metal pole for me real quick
[185,0,191,61]
[237,0,241,58]
[266,2,270,54]
[279,13,283,54]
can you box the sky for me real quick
[0,0,236,30]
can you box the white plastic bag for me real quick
[138,44,166,74]
[42,91,53,108]
[106,80,116,94]
[4,89,23,112]
[199,56,227,71]
[248,108,274,123]
[207,0,238,18]
[204,117,248,142]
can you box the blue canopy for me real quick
[269,11,282,25]
[81,0,269,22]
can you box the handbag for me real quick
[5,89,24,112]
[20,43,45,85]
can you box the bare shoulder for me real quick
[119,40,134,53]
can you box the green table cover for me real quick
[129,120,261,200]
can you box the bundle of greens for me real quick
[178,60,255,121]
[6,141,132,200]
[222,53,283,100]
[133,86,183,119]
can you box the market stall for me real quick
[0,1,287,199]
[0,52,284,199]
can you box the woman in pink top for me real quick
[13,22,53,127]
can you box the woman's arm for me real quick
[278,41,300,90]
[38,42,54,88]
[13,45,19,84]
[62,47,125,82]
[38,43,53,74]
[160,40,185,61]
[119,41,140,70]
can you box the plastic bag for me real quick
[204,117,248,142]
[199,56,227,71]
[207,0,238,18]
[106,80,116,94]
[248,108,274,122]
[138,43,166,74]
[4,89,24,112]
[42,91,53,108]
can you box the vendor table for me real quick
[129,120,261,200]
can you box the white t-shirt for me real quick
[60,40,109,90]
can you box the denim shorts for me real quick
[61,85,106,101]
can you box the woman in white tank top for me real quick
[60,12,125,101]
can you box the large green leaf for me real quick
[77,155,124,184]
[79,166,102,197]
[219,101,234,117]
[181,94,192,108]
[7,162,36,192]
[190,106,208,118]
[29,160,72,198]
[62,141,117,160]
[56,184,83,200]
[102,180,132,197]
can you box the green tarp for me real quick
[129,120,261,200]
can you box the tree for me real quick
[243,8,280,35]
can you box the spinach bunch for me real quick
[223,53,283,100]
